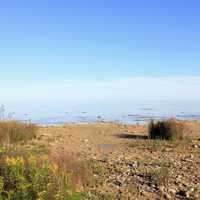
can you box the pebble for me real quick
[168,188,176,195]
[83,139,89,143]
[186,188,194,198]
[193,144,199,148]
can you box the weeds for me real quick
[86,191,113,200]
[86,159,108,187]
[49,150,92,189]
[151,161,170,187]
[0,121,38,145]
[87,159,107,177]
[0,147,90,200]
[0,121,96,199]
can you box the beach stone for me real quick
[127,162,138,169]
[176,190,187,198]
[83,139,88,143]
[186,188,194,198]
[168,188,176,195]
[162,192,172,199]
[159,186,165,193]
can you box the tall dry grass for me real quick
[0,121,38,145]
[148,119,185,140]
[49,150,92,189]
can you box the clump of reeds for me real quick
[0,121,38,145]
[148,119,185,140]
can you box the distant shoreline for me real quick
[18,118,200,127]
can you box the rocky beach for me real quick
[28,121,200,199]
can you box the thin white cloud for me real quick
[0,76,200,104]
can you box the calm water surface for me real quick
[12,100,200,125]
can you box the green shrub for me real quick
[148,119,185,140]
[0,148,90,200]
[0,121,38,145]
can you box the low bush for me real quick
[0,121,38,145]
[148,119,185,140]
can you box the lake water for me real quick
[11,100,200,125]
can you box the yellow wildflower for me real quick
[6,156,24,166]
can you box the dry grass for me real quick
[148,119,185,140]
[49,150,92,189]
[0,121,38,145]
[151,164,170,187]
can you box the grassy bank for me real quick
[0,121,93,200]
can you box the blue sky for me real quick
[0,0,200,114]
